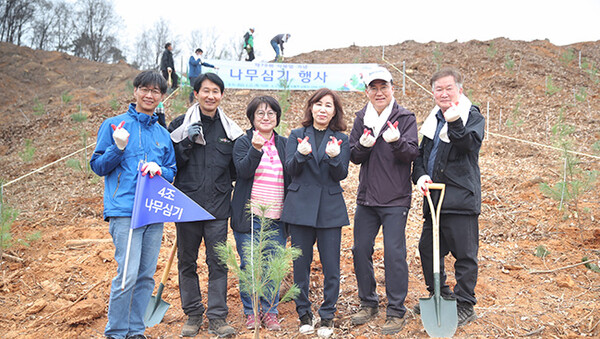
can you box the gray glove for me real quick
[187,122,202,142]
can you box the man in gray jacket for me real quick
[349,67,419,335]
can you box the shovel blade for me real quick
[144,284,170,328]
[419,296,457,338]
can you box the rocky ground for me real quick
[0,38,599,338]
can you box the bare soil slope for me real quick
[0,38,599,338]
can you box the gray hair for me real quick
[430,67,463,91]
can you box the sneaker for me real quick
[457,302,477,327]
[245,314,258,329]
[262,312,281,331]
[317,318,334,338]
[125,336,147,339]
[299,312,315,334]
[382,316,405,335]
[181,315,203,337]
[351,306,379,325]
[208,318,236,338]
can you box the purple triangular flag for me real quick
[130,170,214,229]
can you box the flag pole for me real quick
[121,227,134,290]
[122,162,144,291]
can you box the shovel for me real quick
[144,240,177,327]
[167,69,173,88]
[419,183,458,338]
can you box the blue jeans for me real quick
[233,217,286,315]
[270,40,280,59]
[104,217,164,339]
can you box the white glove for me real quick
[417,175,433,195]
[443,103,460,122]
[111,121,129,151]
[296,137,312,155]
[141,162,162,178]
[382,121,400,143]
[325,136,342,158]
[359,128,376,148]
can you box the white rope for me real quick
[381,56,600,161]
[3,87,182,189]
[3,142,97,187]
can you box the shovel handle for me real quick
[160,241,177,285]
[426,183,445,191]
[425,183,445,275]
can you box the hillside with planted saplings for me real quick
[0,38,599,338]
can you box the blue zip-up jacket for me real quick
[90,103,177,220]
[188,56,215,79]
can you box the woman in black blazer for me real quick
[281,88,350,336]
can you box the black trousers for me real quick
[161,69,179,89]
[352,205,409,318]
[289,224,341,320]
[188,76,197,103]
[176,219,228,319]
[245,47,255,61]
[418,213,479,305]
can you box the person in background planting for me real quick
[281,88,350,338]
[349,66,419,335]
[160,42,178,90]
[270,33,290,62]
[231,96,289,331]
[90,70,176,339]
[243,28,255,62]
[168,72,243,338]
[412,67,484,327]
[188,48,218,104]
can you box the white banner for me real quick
[203,60,379,92]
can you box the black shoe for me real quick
[457,302,477,326]
[299,312,315,334]
[208,318,235,338]
[181,315,203,337]
[125,335,147,339]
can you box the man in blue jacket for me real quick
[90,70,177,339]
[349,67,419,335]
[187,48,218,104]
[412,67,484,327]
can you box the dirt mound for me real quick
[1,38,599,338]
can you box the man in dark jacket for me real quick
[160,42,178,89]
[412,67,484,327]
[168,73,243,338]
[349,67,419,335]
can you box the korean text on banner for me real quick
[203,60,379,91]
[130,170,215,229]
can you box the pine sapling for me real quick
[215,201,300,339]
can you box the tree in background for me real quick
[0,0,35,45]
[130,17,177,71]
[51,1,76,53]
[72,0,123,63]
